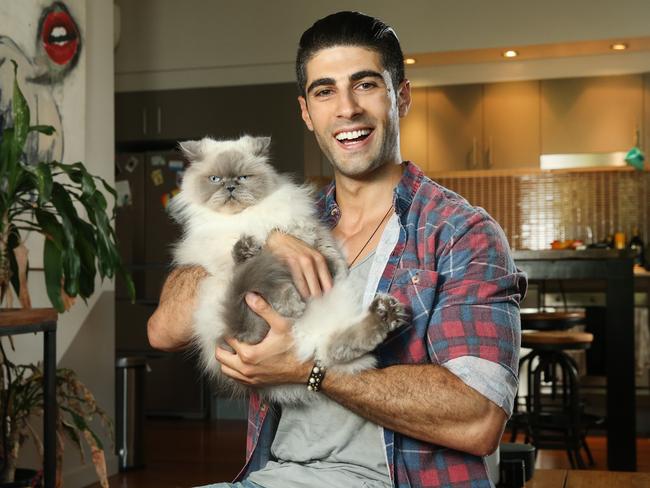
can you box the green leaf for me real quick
[7,223,22,297]
[53,162,97,198]
[28,125,56,135]
[23,162,53,204]
[43,237,64,312]
[34,210,64,249]
[10,60,30,168]
[75,221,97,298]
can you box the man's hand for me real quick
[216,292,312,386]
[266,231,333,298]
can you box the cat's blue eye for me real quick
[209,175,222,184]
[237,175,248,182]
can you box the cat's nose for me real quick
[226,185,236,192]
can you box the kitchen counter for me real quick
[513,251,636,471]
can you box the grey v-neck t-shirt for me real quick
[247,251,391,488]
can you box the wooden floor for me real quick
[85,419,650,488]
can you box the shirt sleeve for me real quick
[426,209,526,413]
[443,356,518,417]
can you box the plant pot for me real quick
[0,468,41,488]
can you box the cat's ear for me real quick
[250,136,272,157]
[179,139,204,161]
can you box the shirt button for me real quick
[330,208,339,216]
[260,403,267,412]
[412,274,420,284]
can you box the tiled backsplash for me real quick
[434,169,650,250]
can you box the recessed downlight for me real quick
[610,42,628,51]
[502,50,519,58]
[404,57,416,65]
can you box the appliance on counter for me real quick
[115,149,210,419]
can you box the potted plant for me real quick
[0,61,134,486]
[0,350,113,488]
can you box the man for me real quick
[148,11,526,488]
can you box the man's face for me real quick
[298,46,410,178]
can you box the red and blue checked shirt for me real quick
[236,162,527,487]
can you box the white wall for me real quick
[115,0,650,92]
[7,1,118,486]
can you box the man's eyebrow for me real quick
[306,77,335,94]
[350,70,384,82]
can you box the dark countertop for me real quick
[513,249,633,260]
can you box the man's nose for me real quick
[336,90,362,119]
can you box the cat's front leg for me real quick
[323,294,410,364]
[232,235,264,263]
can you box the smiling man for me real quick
[148,11,526,488]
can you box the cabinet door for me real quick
[427,84,483,172]
[639,73,650,160]
[400,87,428,169]
[115,92,148,142]
[483,81,540,169]
[541,75,643,154]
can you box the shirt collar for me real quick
[321,161,423,227]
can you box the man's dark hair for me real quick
[296,11,405,97]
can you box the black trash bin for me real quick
[116,356,147,470]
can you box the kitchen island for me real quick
[513,249,636,471]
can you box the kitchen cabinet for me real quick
[483,80,540,169]
[639,73,650,154]
[540,74,643,154]
[400,87,428,168]
[115,83,305,176]
[426,84,483,172]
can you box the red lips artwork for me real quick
[35,1,81,81]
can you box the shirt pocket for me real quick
[389,268,439,321]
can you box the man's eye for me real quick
[208,175,222,183]
[315,89,333,97]
[357,82,376,90]
[237,175,248,182]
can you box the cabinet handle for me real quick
[471,137,478,169]
[157,107,162,134]
[486,136,493,169]
[634,124,640,148]
[142,108,147,135]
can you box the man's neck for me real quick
[333,161,404,234]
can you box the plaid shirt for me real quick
[236,162,526,487]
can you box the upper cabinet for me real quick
[483,81,540,169]
[426,84,483,172]
[401,73,647,173]
[540,75,643,154]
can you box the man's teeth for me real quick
[335,129,371,141]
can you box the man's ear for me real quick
[397,79,412,118]
[298,96,314,131]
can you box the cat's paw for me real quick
[232,235,263,263]
[370,294,410,331]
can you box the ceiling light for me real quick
[404,57,416,65]
[502,50,518,58]
[610,42,628,51]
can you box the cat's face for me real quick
[179,135,279,214]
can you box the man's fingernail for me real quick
[245,292,260,306]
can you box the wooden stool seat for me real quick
[520,311,585,331]
[521,331,593,349]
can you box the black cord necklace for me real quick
[348,204,393,268]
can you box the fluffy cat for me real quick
[169,135,409,404]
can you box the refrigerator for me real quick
[115,149,210,419]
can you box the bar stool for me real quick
[511,311,604,468]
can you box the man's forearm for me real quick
[321,364,507,457]
[147,266,208,351]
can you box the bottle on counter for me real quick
[628,226,645,267]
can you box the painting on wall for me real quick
[0,0,86,166]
